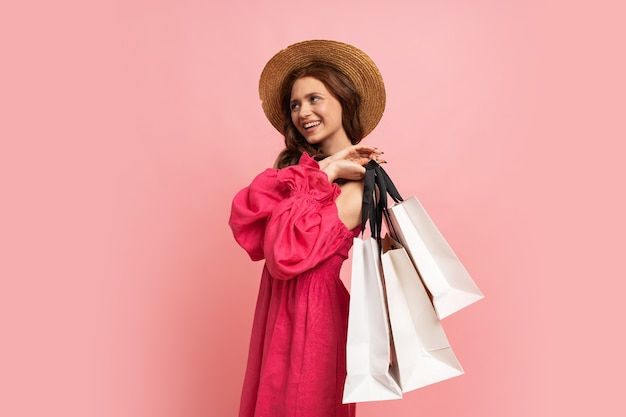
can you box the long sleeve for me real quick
[229,167,283,261]
[229,153,352,279]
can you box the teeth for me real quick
[304,121,321,129]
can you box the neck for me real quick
[319,133,352,156]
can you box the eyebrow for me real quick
[290,92,325,102]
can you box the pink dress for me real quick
[229,153,357,417]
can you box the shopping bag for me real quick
[362,159,483,319]
[343,236,403,403]
[387,196,484,319]
[380,234,464,392]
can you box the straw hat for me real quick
[258,39,386,138]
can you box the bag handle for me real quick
[374,162,403,204]
[361,160,379,236]
[360,160,404,245]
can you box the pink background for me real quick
[2,0,625,416]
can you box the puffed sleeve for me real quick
[229,167,283,261]
[229,153,352,280]
[264,155,351,280]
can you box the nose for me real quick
[298,102,312,118]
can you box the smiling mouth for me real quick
[303,121,321,130]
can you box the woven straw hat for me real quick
[258,39,386,138]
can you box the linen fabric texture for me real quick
[229,153,357,417]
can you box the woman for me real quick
[229,40,386,417]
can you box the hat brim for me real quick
[258,40,386,138]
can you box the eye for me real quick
[290,102,300,111]
[310,95,320,103]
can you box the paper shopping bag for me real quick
[380,234,464,392]
[343,237,402,403]
[387,196,484,319]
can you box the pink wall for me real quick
[2,0,625,416]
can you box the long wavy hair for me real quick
[275,63,363,168]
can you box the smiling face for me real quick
[289,76,350,154]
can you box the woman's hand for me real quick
[320,144,385,168]
[320,144,386,182]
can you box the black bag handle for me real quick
[361,161,380,238]
[375,163,403,204]
[360,160,404,246]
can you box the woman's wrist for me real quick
[317,156,332,171]
[321,162,337,183]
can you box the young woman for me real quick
[229,40,386,417]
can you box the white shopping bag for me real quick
[380,234,464,392]
[388,196,484,319]
[343,237,402,403]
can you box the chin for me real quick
[304,135,324,145]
